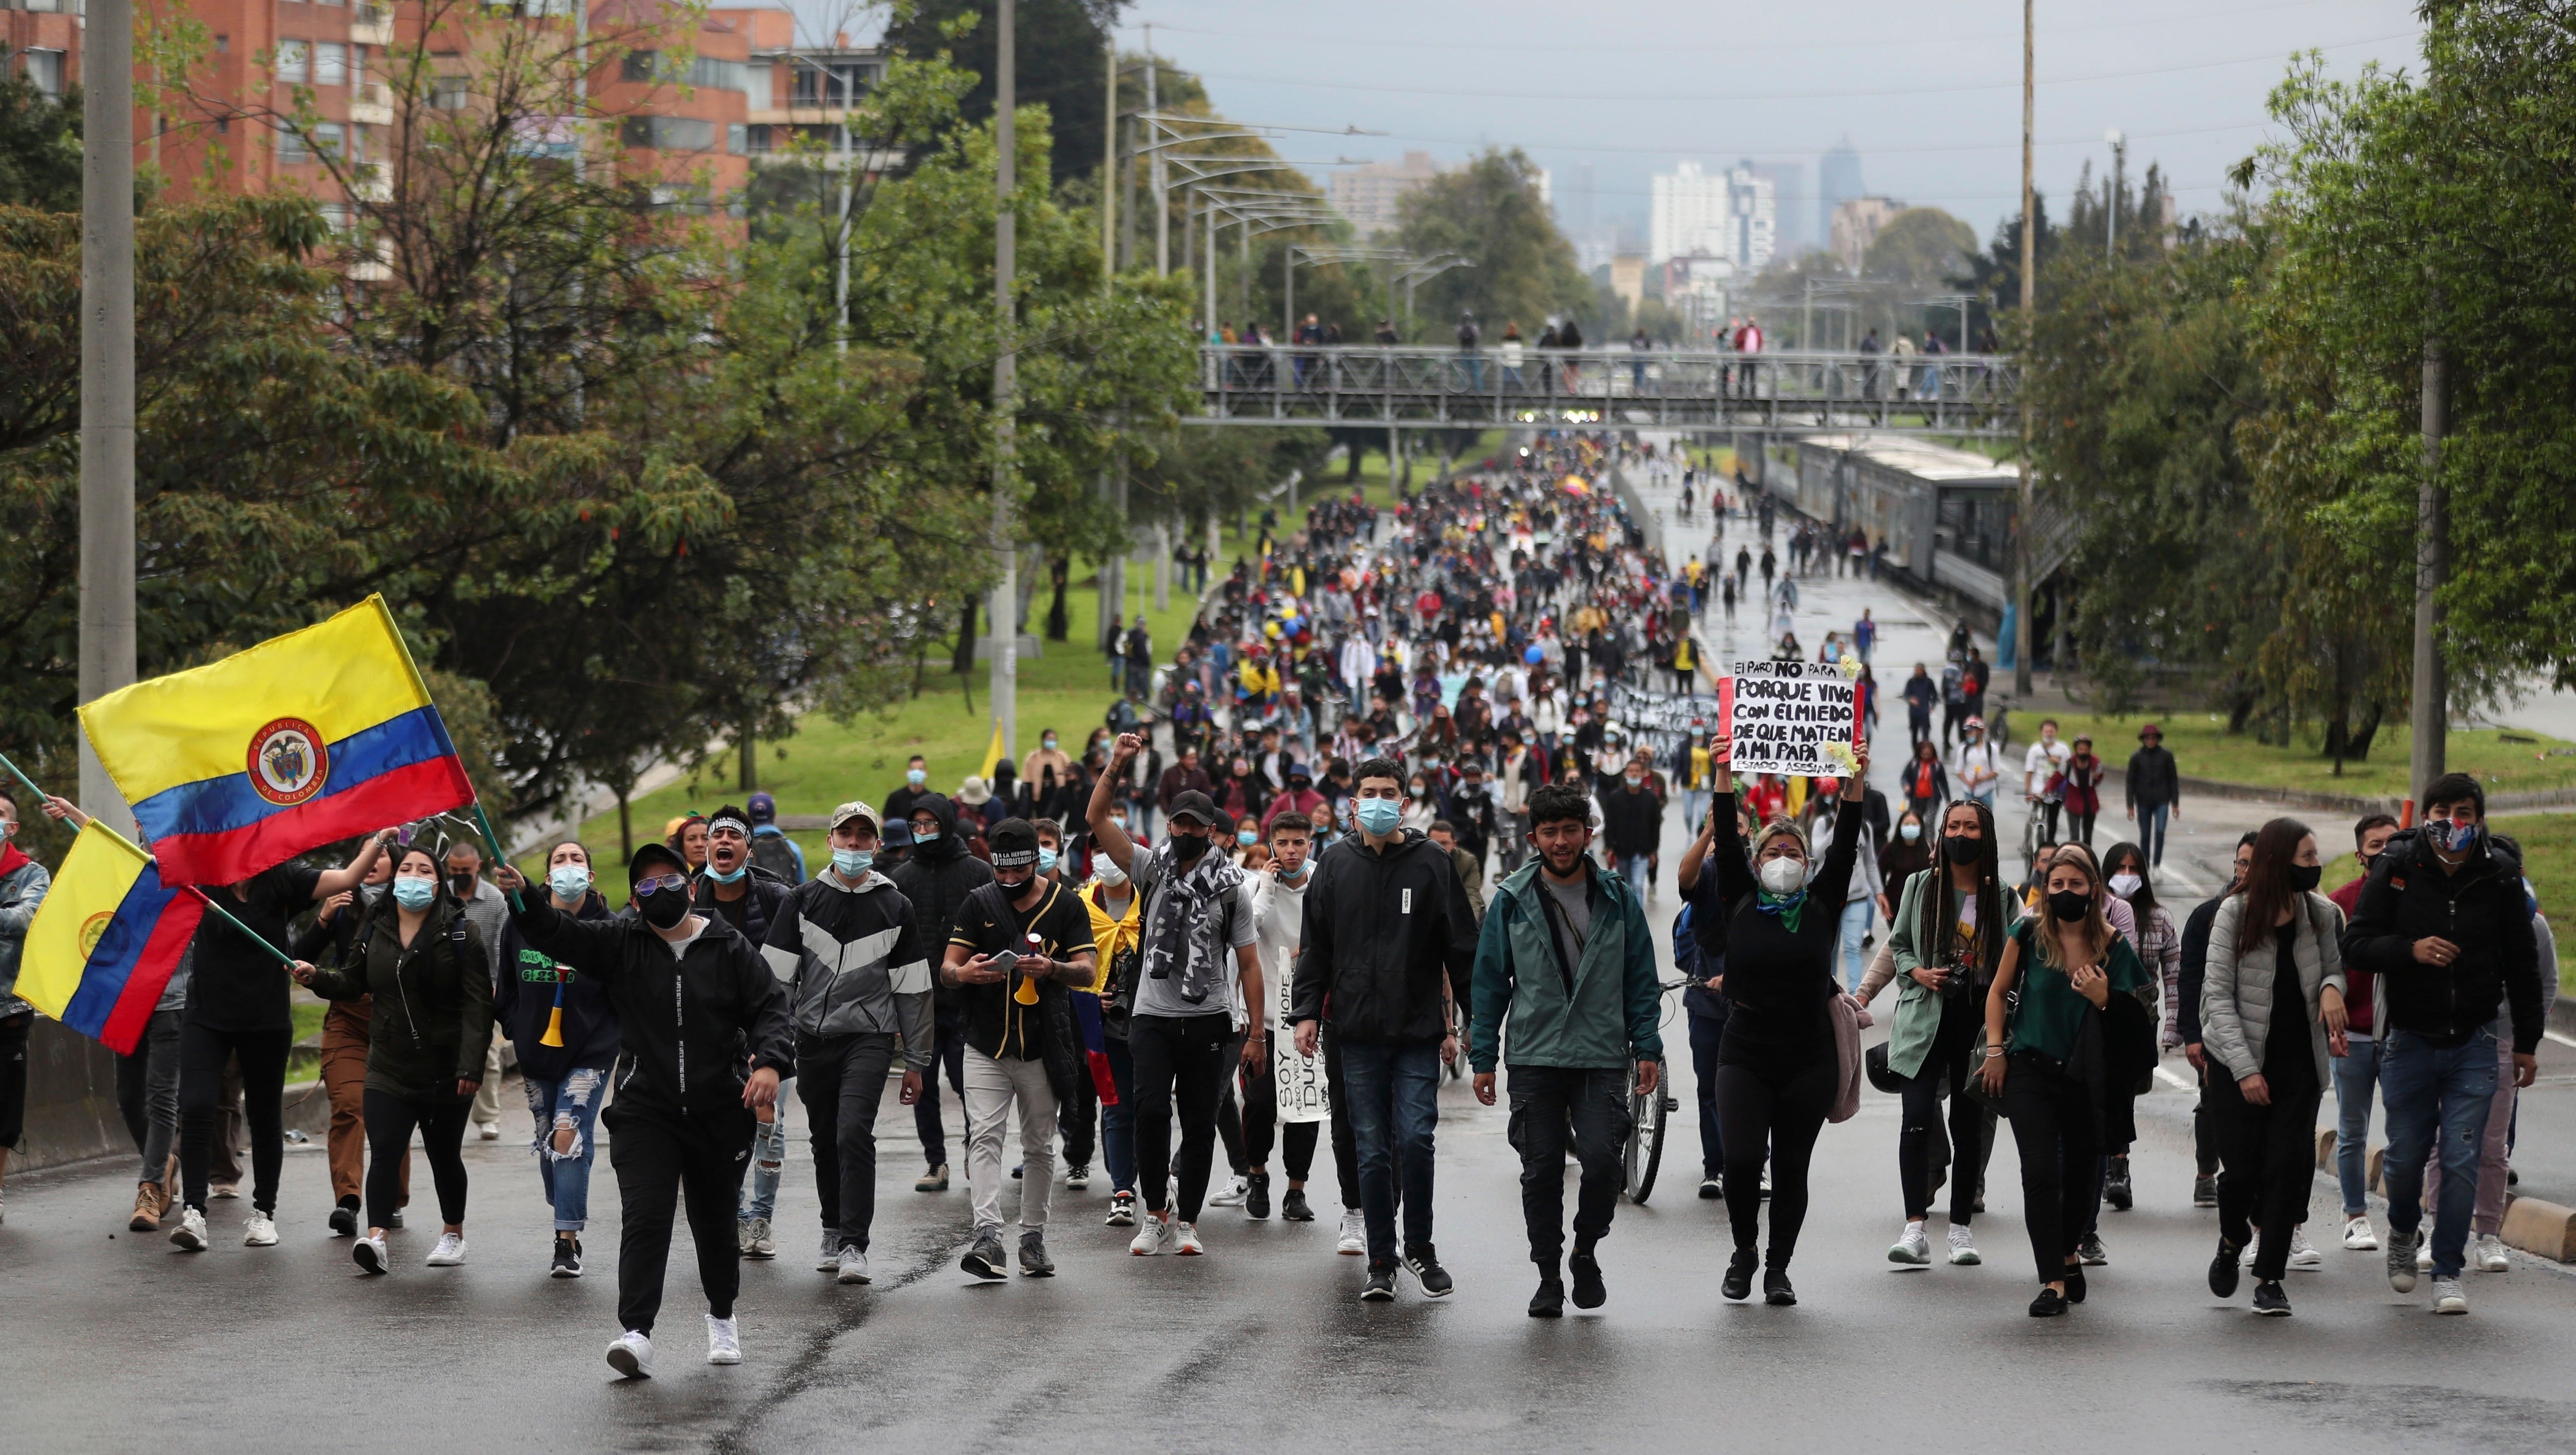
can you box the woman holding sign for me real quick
[1696,726,1869,1309]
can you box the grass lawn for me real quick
[547,431,1506,896]
[2323,811,2576,994]
[2047,712,2576,804]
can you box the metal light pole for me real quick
[2412,308,2448,798]
[80,0,138,833]
[1145,28,1166,275]
[988,0,1017,762]
[2013,0,2036,696]
[2105,128,2124,259]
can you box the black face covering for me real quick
[2287,864,2324,894]
[636,884,691,930]
[1170,832,1213,867]
[2047,889,2092,923]
[450,872,479,898]
[1942,834,1982,865]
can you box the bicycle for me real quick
[1623,972,1690,1205]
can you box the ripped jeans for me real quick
[523,1067,612,1232]
[740,1098,790,1225]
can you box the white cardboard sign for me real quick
[1723,660,1863,776]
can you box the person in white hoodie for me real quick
[1237,812,1345,1228]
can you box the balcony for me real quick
[349,81,393,127]
[350,4,393,45]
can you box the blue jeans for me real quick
[2379,1027,2501,1279]
[1101,1034,1138,1194]
[1837,897,1873,993]
[2331,1034,2382,1216]
[1616,853,1651,898]
[2137,802,2170,866]
[1457,355,1484,391]
[1340,1039,1441,1264]
[740,1100,789,1224]
[523,1066,612,1232]
[1681,789,1710,838]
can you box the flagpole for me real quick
[0,750,296,968]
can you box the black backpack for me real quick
[750,833,803,884]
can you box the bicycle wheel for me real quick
[1624,1082,1671,1205]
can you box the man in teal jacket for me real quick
[1470,783,1664,1319]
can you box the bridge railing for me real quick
[1193,344,2020,434]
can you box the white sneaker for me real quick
[169,1206,208,1251]
[425,1231,467,1266]
[2241,1240,2259,1267]
[1065,1164,1091,1191]
[705,1313,742,1364]
[1209,1175,1249,1208]
[2475,1233,2510,1272]
[1129,1213,1172,1256]
[1335,1208,1366,1256]
[1174,1221,1205,1255]
[353,1234,389,1274]
[2342,1215,2379,1251]
[2431,1276,2468,1314]
[2417,1241,2435,1272]
[2287,1225,2321,1269]
[837,1246,871,1285]
[243,1214,278,1247]
[1888,1223,1931,1266]
[1946,1224,1981,1266]
[477,1123,500,1141]
[606,1330,654,1378]
[816,1232,843,1272]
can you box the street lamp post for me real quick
[2105,128,2125,258]
[2014,0,2036,696]
[80,0,138,833]
[989,0,1017,763]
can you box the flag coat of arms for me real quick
[16,824,207,1054]
[78,596,476,886]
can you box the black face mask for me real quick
[2287,864,2323,894]
[636,885,691,930]
[1942,834,1982,865]
[1170,833,1212,866]
[2047,889,2092,923]
[450,872,478,898]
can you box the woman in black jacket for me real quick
[1698,736,1870,1307]
[294,847,493,1276]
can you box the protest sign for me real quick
[1722,661,1863,776]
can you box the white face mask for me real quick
[1096,861,1129,887]
[2108,872,2143,900]
[1758,855,1806,897]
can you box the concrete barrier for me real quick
[2314,1126,2573,1263]
[16,1018,330,1175]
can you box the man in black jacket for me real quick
[497,842,793,1378]
[1291,757,1478,1302]
[891,792,994,1192]
[2124,723,2182,867]
[698,804,797,1257]
[2345,773,2544,1311]
[1598,759,1662,900]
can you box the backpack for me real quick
[750,833,802,884]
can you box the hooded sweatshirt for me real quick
[889,792,996,1020]
[494,891,622,1080]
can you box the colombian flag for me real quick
[17,825,207,1054]
[78,596,476,887]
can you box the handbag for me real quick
[1864,1040,1905,1094]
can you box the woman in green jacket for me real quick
[292,846,494,1276]
[1863,799,2005,1270]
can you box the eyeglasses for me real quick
[634,872,690,897]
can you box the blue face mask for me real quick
[912,825,939,844]
[832,848,874,877]
[1355,797,1404,837]
[1238,829,1259,846]
[548,865,593,902]
[1037,847,1059,874]
[907,768,928,787]
[391,875,437,911]
[707,863,747,885]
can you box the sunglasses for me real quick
[634,872,691,897]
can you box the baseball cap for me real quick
[829,800,877,834]
[988,818,1041,868]
[1168,790,1220,827]
[628,842,688,882]
[747,791,778,825]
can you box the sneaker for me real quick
[817,1232,843,1272]
[1888,1223,1931,1266]
[1104,1191,1137,1227]
[2287,1225,2321,1269]
[1360,1261,1397,1302]
[1065,1163,1091,1191]
[2432,1276,2468,1314]
[1280,1187,1314,1223]
[2209,1237,2242,1299]
[210,1181,240,1201]
[2387,1229,2422,1294]
[2029,1286,2068,1317]
[353,1233,389,1275]
[838,1246,872,1285]
[169,1206,209,1251]
[2475,1233,2510,1272]
[916,1163,950,1193]
[1698,1176,1722,1200]
[1246,1171,1272,1220]
[606,1330,654,1378]
[960,1229,1008,1280]
[477,1123,501,1142]
[2416,1241,2434,1272]
[1129,1213,1172,1256]
[553,1237,584,1278]
[1018,1231,1056,1277]
[2241,1239,2259,1267]
[1011,1163,1023,1180]
[2192,1174,2219,1208]
[1762,1267,1796,1306]
[131,1183,164,1233]
[1569,1247,1606,1309]
[389,1209,405,1230]
[1722,1248,1757,1301]
[327,1202,357,1238]
[2104,1155,2133,1212]
[425,1231,467,1266]
[1173,1221,1205,1256]
[705,1314,741,1365]
[1529,1276,1566,1318]
[1947,1225,1981,1266]
[243,1214,279,1247]
[2077,1232,2108,1266]
[2343,1215,2379,1252]
[1759,1173,1773,1200]
[1335,1208,1366,1256]
[742,1218,776,1260]
[2252,1280,2291,1316]
[1210,1175,1249,1208]
[1404,1243,1454,1298]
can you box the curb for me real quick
[2314,1128,2575,1263]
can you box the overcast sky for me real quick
[796,0,2429,250]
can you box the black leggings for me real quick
[178,1023,291,1214]
[2002,1054,2101,1284]
[363,1088,471,1230]
[1714,1057,1837,1267]
[1129,1012,1233,1220]
[1899,994,1984,1223]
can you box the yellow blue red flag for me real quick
[77,595,475,886]
[16,824,208,1054]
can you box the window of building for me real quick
[431,74,469,110]
[622,49,658,83]
[277,128,312,164]
[319,202,350,232]
[688,57,748,93]
[277,40,312,85]
[621,115,714,153]
[216,35,231,55]
[315,42,348,86]
[21,50,66,99]
[312,122,346,158]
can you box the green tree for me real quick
[1393,150,1594,340]
[888,0,1122,187]
[0,49,79,211]
[1862,207,1976,290]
